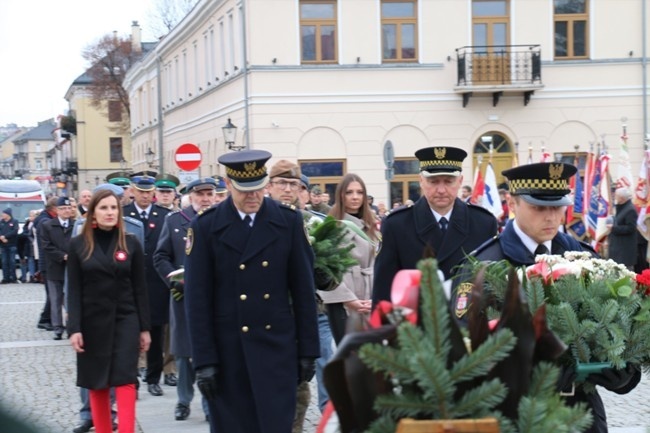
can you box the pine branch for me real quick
[450,328,516,383]
[452,378,508,418]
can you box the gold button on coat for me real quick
[239,264,246,270]
[240,294,247,301]
[265,325,271,330]
[262,261,269,267]
[242,326,249,333]
[263,294,270,299]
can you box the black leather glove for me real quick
[170,281,185,301]
[556,364,577,394]
[588,363,638,391]
[196,365,218,400]
[298,357,316,384]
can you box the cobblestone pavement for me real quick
[1,283,648,432]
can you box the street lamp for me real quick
[222,118,242,151]
[145,148,156,168]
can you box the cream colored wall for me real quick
[124,0,650,202]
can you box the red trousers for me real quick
[89,384,136,433]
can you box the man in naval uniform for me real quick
[123,173,172,396]
[452,162,640,433]
[153,177,217,421]
[372,146,498,307]
[184,149,319,433]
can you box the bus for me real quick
[0,180,46,228]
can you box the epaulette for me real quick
[384,203,413,219]
[466,202,497,218]
[167,209,181,217]
[197,206,217,217]
[468,235,499,256]
[279,202,297,212]
[579,240,599,256]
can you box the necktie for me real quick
[62,221,68,229]
[535,244,549,256]
[439,217,448,234]
[140,210,148,220]
[243,215,252,228]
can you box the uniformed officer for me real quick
[106,171,133,206]
[153,177,216,421]
[184,149,319,433]
[123,173,172,397]
[372,146,498,307]
[212,175,229,204]
[155,173,181,210]
[452,162,640,433]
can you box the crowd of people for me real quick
[2,144,644,433]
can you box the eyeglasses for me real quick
[270,180,301,191]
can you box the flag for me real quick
[566,155,586,240]
[616,138,634,189]
[583,149,595,222]
[483,162,504,219]
[595,152,612,243]
[470,165,485,205]
[635,149,650,243]
[540,148,551,163]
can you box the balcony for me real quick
[454,44,544,107]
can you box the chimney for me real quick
[131,21,142,53]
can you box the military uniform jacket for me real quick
[67,232,150,390]
[123,203,171,326]
[372,197,497,306]
[40,218,74,280]
[153,206,196,357]
[184,196,320,433]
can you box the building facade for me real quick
[123,0,650,206]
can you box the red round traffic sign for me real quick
[174,143,202,171]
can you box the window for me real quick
[108,101,122,122]
[389,158,420,205]
[109,137,123,163]
[299,159,345,197]
[300,0,337,63]
[381,0,417,62]
[554,0,588,59]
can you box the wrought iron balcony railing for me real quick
[454,44,543,107]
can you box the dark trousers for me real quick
[39,278,51,325]
[1,245,17,282]
[146,325,164,385]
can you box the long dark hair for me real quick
[329,173,378,241]
[81,189,128,260]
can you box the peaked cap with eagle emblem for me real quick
[218,149,272,191]
[502,162,578,206]
[415,146,468,177]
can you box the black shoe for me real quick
[72,419,93,433]
[112,422,118,431]
[53,332,63,341]
[37,322,53,330]
[164,373,178,386]
[175,403,191,420]
[147,383,163,396]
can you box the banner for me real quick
[595,152,612,243]
[566,155,586,240]
[483,163,504,219]
[635,149,650,242]
[470,165,485,205]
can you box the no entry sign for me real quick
[174,143,202,171]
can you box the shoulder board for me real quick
[167,209,181,217]
[579,240,598,256]
[197,206,217,217]
[468,235,499,256]
[384,203,413,218]
[467,202,497,217]
[279,202,297,212]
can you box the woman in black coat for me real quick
[68,189,151,433]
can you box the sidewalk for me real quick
[1,282,648,432]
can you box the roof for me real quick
[13,119,56,142]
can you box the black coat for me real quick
[123,203,171,325]
[67,231,150,390]
[153,206,196,357]
[40,218,74,280]
[608,199,638,266]
[34,210,55,273]
[184,197,320,433]
[453,220,640,433]
[0,216,19,247]
[372,197,498,306]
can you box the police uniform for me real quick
[123,174,171,392]
[451,162,641,433]
[184,150,319,433]
[372,146,498,307]
[153,177,217,420]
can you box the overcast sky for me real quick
[0,0,158,127]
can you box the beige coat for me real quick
[318,214,376,306]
